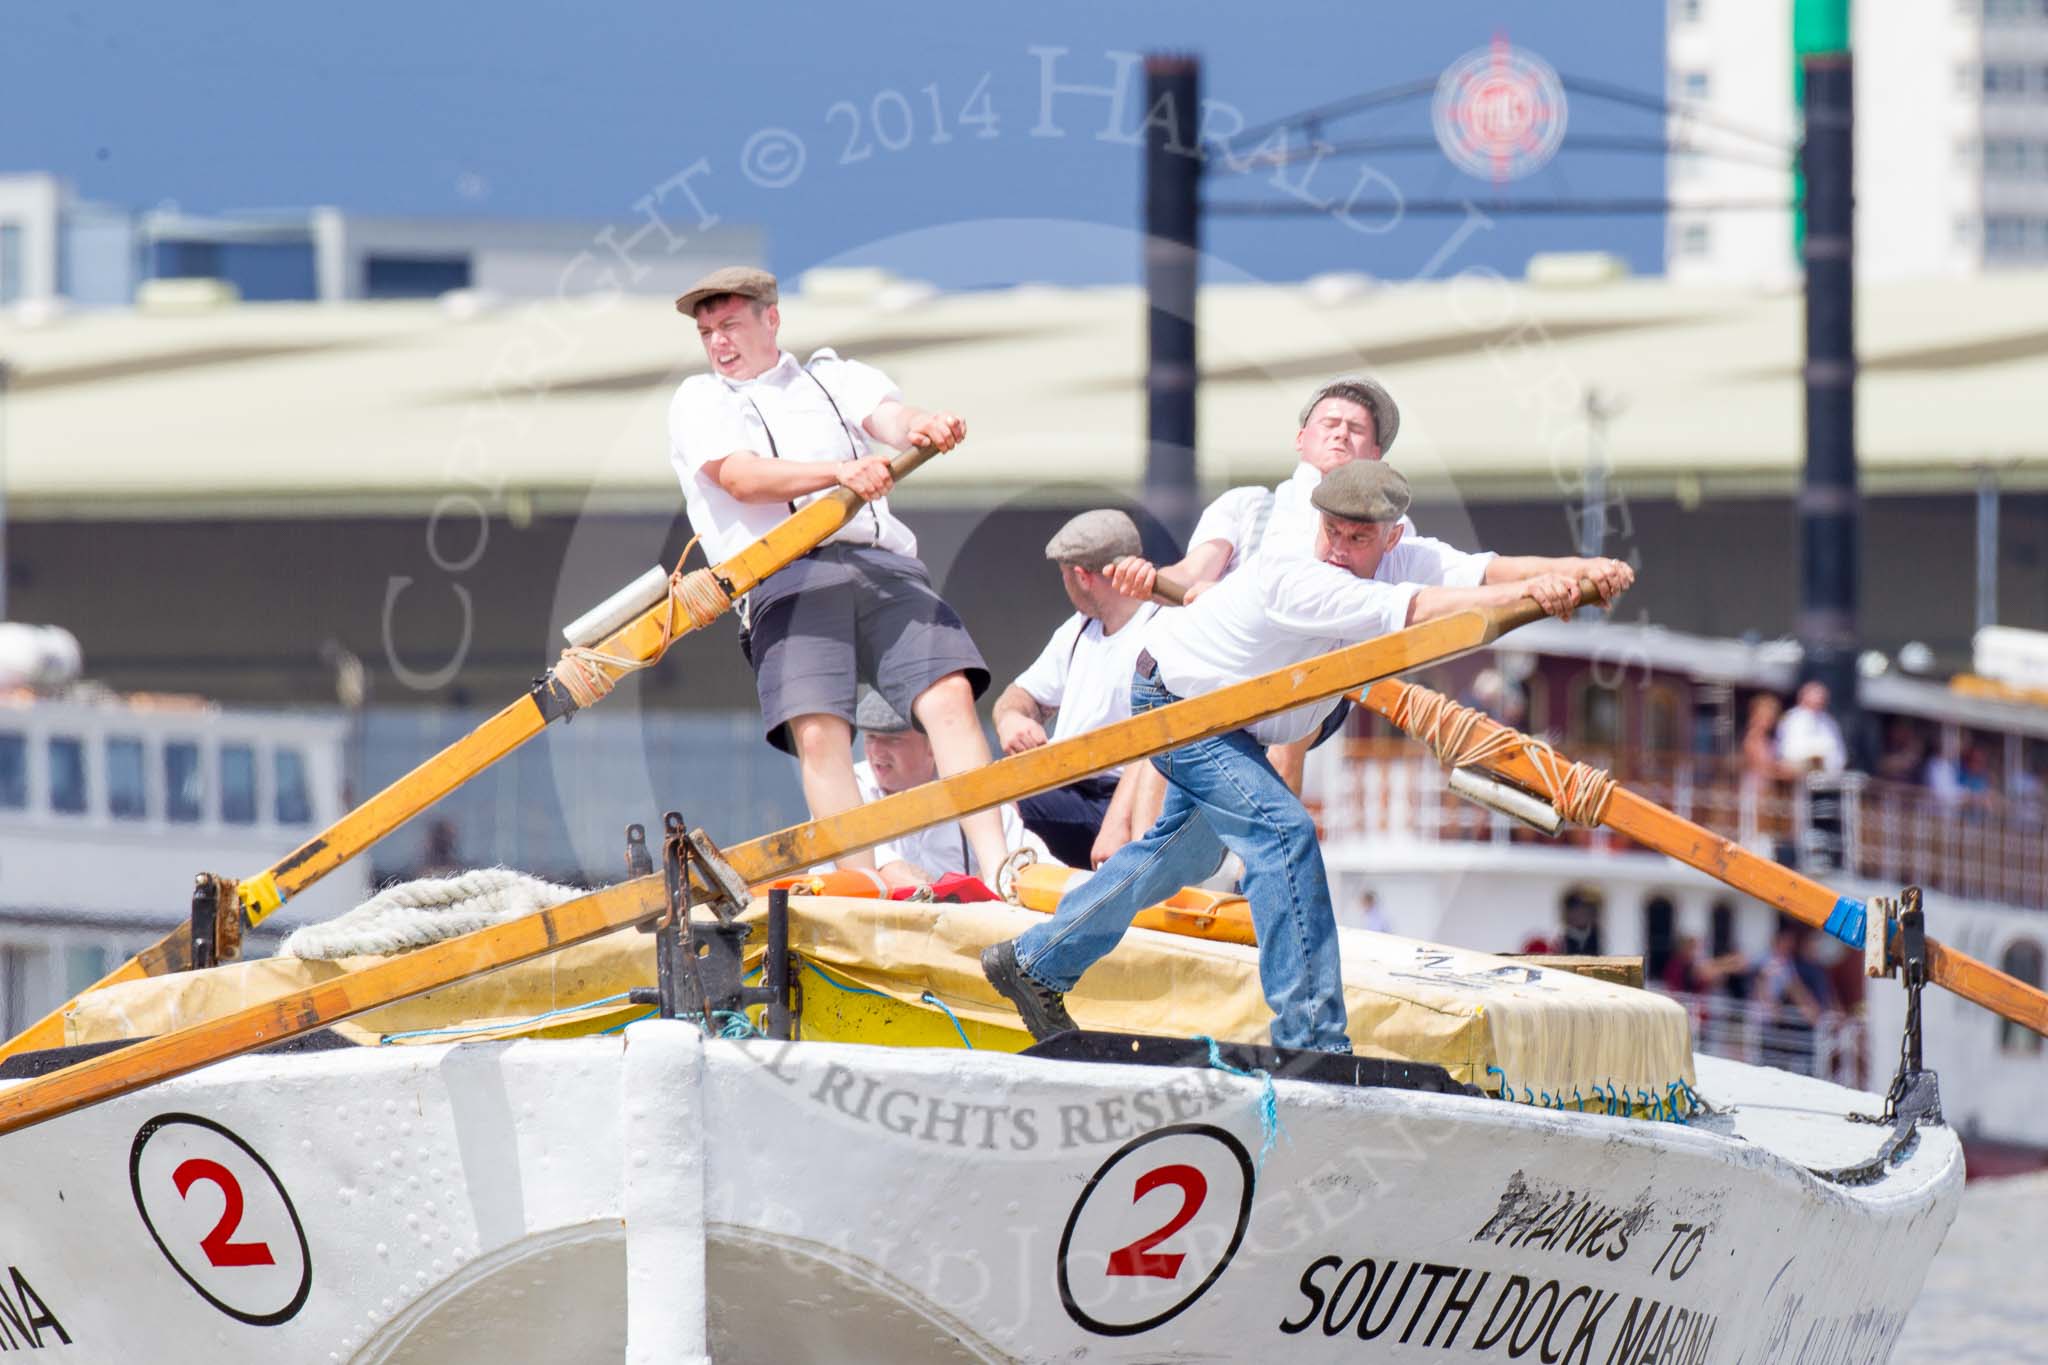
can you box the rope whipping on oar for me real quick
[0,584,1598,1136]
[0,441,950,1064]
[1359,679,2048,1040]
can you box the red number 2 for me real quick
[173,1158,276,1268]
[1105,1164,1207,1279]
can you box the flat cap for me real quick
[675,266,779,317]
[854,686,913,734]
[1044,509,1143,567]
[1299,374,1400,453]
[1310,460,1411,525]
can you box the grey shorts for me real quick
[741,545,989,755]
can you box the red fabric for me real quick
[888,873,1001,904]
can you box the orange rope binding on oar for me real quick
[554,537,733,708]
[1383,681,1618,827]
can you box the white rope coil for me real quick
[280,868,587,960]
[1386,682,1617,828]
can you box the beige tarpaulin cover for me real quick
[65,897,1693,1094]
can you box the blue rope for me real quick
[601,1008,758,1039]
[1193,1035,1283,1176]
[602,1008,659,1035]
[1486,1064,1509,1099]
[379,991,635,1044]
[801,959,976,1049]
[919,991,975,1050]
[802,959,895,998]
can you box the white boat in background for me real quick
[1308,618,2048,1170]
[0,681,364,1038]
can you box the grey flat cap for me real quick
[675,266,779,317]
[854,686,913,734]
[1045,509,1142,566]
[1299,374,1400,453]
[1310,460,1411,524]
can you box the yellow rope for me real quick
[1384,682,1617,827]
[554,538,729,709]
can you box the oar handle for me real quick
[824,440,944,516]
[1480,578,1603,642]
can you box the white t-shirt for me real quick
[852,760,1049,879]
[1189,463,1495,587]
[1012,605,1162,772]
[1776,707,1848,775]
[1143,548,1432,746]
[667,348,916,564]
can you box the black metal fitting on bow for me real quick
[625,815,799,1040]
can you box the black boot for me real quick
[979,942,1077,1040]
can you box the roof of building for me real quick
[1512,618,2048,740]
[4,262,2048,520]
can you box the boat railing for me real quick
[1654,986,1869,1089]
[1320,740,2048,912]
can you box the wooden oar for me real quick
[0,445,946,1063]
[0,588,1586,1135]
[1358,680,2048,1037]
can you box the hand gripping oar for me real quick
[0,585,1595,1135]
[1357,679,2048,1038]
[0,444,947,1063]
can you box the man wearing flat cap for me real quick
[982,461,1629,1051]
[667,266,1011,881]
[991,509,1165,868]
[1108,374,1633,790]
[852,689,1046,890]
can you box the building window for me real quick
[275,747,312,825]
[48,737,87,815]
[1999,939,2044,1053]
[1644,685,1684,752]
[1560,886,1605,956]
[1679,222,1712,256]
[165,740,204,824]
[1956,215,1981,248]
[1675,0,1703,20]
[1709,900,1738,958]
[1983,62,2030,96]
[221,743,257,825]
[0,223,21,306]
[107,737,147,820]
[1643,896,1677,982]
[363,254,472,300]
[1570,677,1623,747]
[1678,70,1711,102]
[65,945,109,995]
[2,944,50,1037]
[0,731,25,809]
[1985,214,2048,258]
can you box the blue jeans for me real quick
[1012,670,1352,1053]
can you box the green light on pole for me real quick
[1793,0,1851,256]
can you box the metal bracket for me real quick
[627,816,799,1040]
[188,874,245,971]
[1837,886,1943,1182]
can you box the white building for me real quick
[0,171,761,309]
[1666,0,2048,284]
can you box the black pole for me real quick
[1798,54,1858,728]
[1144,54,1201,547]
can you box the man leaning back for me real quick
[665,266,1010,879]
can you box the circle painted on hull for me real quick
[130,1113,313,1326]
[1057,1123,1255,1337]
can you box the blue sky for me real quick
[5,1,1668,286]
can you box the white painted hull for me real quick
[0,1027,1960,1363]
